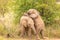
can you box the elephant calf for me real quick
[27,9,46,40]
[20,13,37,40]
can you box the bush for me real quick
[13,0,58,25]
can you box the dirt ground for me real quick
[0,36,60,40]
[1,38,60,40]
[6,38,60,40]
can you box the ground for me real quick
[0,36,60,40]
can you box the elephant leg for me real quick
[28,27,32,40]
[31,25,40,40]
[20,26,25,37]
[36,28,40,40]
[40,30,45,39]
[31,26,36,35]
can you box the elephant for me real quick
[27,9,46,40]
[20,13,37,40]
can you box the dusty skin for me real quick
[27,9,46,40]
[20,13,37,40]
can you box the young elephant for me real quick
[20,13,37,40]
[27,9,46,40]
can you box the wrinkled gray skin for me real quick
[20,13,37,40]
[27,9,46,40]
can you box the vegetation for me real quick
[0,0,60,38]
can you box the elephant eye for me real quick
[28,12,31,15]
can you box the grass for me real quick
[0,36,41,40]
[0,36,60,40]
[45,24,60,38]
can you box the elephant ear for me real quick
[29,10,39,19]
[27,9,40,19]
[29,13,38,19]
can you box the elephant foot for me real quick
[42,37,48,40]
[37,38,40,40]
[36,37,40,40]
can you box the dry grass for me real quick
[0,36,60,40]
